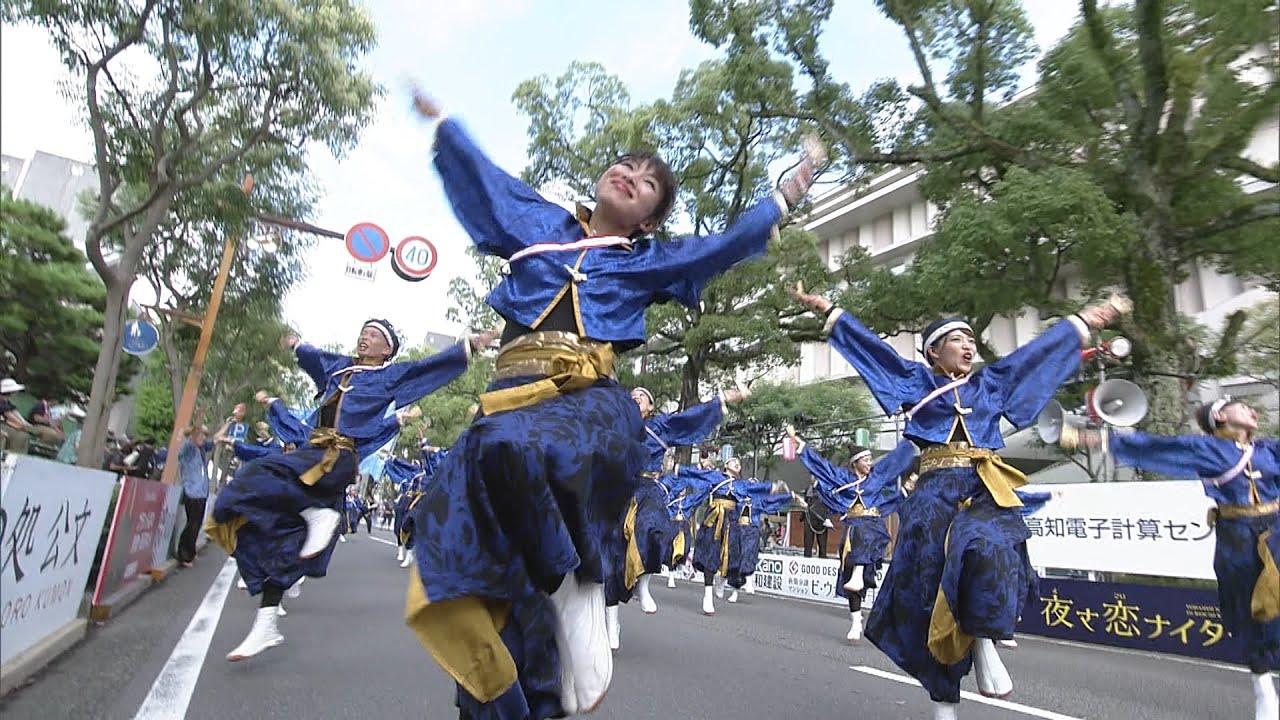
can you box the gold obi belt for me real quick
[844,504,881,519]
[479,331,616,416]
[299,428,356,487]
[705,497,737,575]
[640,471,661,479]
[1208,500,1280,529]
[918,442,1027,509]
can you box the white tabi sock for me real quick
[728,588,739,603]
[396,545,405,562]
[666,568,677,589]
[301,506,341,558]
[702,585,715,615]
[844,564,865,593]
[400,547,415,568]
[972,638,1014,698]
[932,701,958,720]
[605,604,621,651]
[227,607,284,661]
[636,574,657,614]
[549,573,612,714]
[846,611,862,642]
[1254,672,1278,720]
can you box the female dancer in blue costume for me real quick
[341,486,367,540]
[788,432,918,643]
[404,87,823,720]
[1070,398,1279,720]
[206,319,489,663]
[688,456,793,615]
[602,386,747,650]
[727,478,801,604]
[790,285,1127,720]
[391,444,448,568]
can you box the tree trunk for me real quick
[78,276,130,467]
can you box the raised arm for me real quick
[649,396,730,447]
[289,336,351,392]
[820,307,934,417]
[231,440,277,463]
[432,118,578,259]
[379,341,472,409]
[1110,431,1252,481]
[265,397,312,446]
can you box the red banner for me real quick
[91,476,169,605]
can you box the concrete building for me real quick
[769,117,1279,482]
[2,150,98,251]
[421,331,458,353]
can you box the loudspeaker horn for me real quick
[1090,379,1148,427]
[1037,399,1089,445]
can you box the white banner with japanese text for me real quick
[1022,481,1217,580]
[1,456,116,666]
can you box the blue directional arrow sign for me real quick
[122,320,159,356]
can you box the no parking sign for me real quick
[344,222,391,263]
[391,236,438,282]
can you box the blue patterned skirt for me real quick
[693,503,753,589]
[604,480,676,604]
[669,516,691,566]
[1213,513,1280,673]
[865,466,1034,703]
[839,516,890,600]
[407,376,644,720]
[394,493,418,545]
[211,444,356,594]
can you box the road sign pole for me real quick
[160,175,254,487]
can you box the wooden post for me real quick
[160,175,255,486]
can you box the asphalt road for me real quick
[0,527,1260,720]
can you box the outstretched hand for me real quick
[469,325,501,353]
[1079,293,1132,330]
[779,133,827,209]
[408,82,442,119]
[788,281,833,315]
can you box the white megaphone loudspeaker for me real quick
[1089,379,1148,427]
[1036,400,1081,444]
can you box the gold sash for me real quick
[919,443,1026,508]
[704,498,737,576]
[479,331,616,416]
[671,520,687,565]
[1253,529,1279,622]
[622,498,646,589]
[298,428,356,487]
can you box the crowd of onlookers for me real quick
[1,376,168,477]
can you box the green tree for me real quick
[3,0,380,465]
[446,246,503,331]
[131,355,175,442]
[514,61,836,409]
[0,190,137,400]
[691,0,1280,434]
[391,344,494,450]
[721,378,878,477]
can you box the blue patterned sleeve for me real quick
[825,310,934,416]
[757,489,796,515]
[652,399,725,446]
[1015,490,1054,517]
[434,118,578,259]
[798,446,850,505]
[267,399,311,446]
[377,344,470,408]
[231,441,275,462]
[864,440,920,498]
[980,320,1084,428]
[294,343,351,392]
[1110,431,1245,479]
[877,487,906,517]
[648,197,782,309]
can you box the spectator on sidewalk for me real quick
[55,407,87,463]
[26,397,65,443]
[177,425,211,567]
[1,378,32,453]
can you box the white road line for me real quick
[849,665,1083,720]
[1027,635,1248,674]
[366,535,397,547]
[133,558,237,720]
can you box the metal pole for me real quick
[160,175,255,486]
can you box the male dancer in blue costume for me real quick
[404,86,824,719]
[788,431,918,643]
[1069,398,1279,720]
[790,285,1127,720]
[206,318,492,662]
[689,456,792,615]
[727,477,801,604]
[602,386,747,650]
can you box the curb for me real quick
[0,618,88,697]
[89,576,153,622]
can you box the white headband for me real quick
[923,321,973,355]
[363,321,396,353]
[850,449,871,463]
[1206,397,1232,429]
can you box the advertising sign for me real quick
[92,476,168,606]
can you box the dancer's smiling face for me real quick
[1217,401,1259,433]
[356,326,391,362]
[592,153,675,238]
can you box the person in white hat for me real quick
[0,378,31,453]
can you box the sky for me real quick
[0,0,1079,352]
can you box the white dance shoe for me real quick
[226,607,284,661]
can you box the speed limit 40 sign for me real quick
[391,236,438,282]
